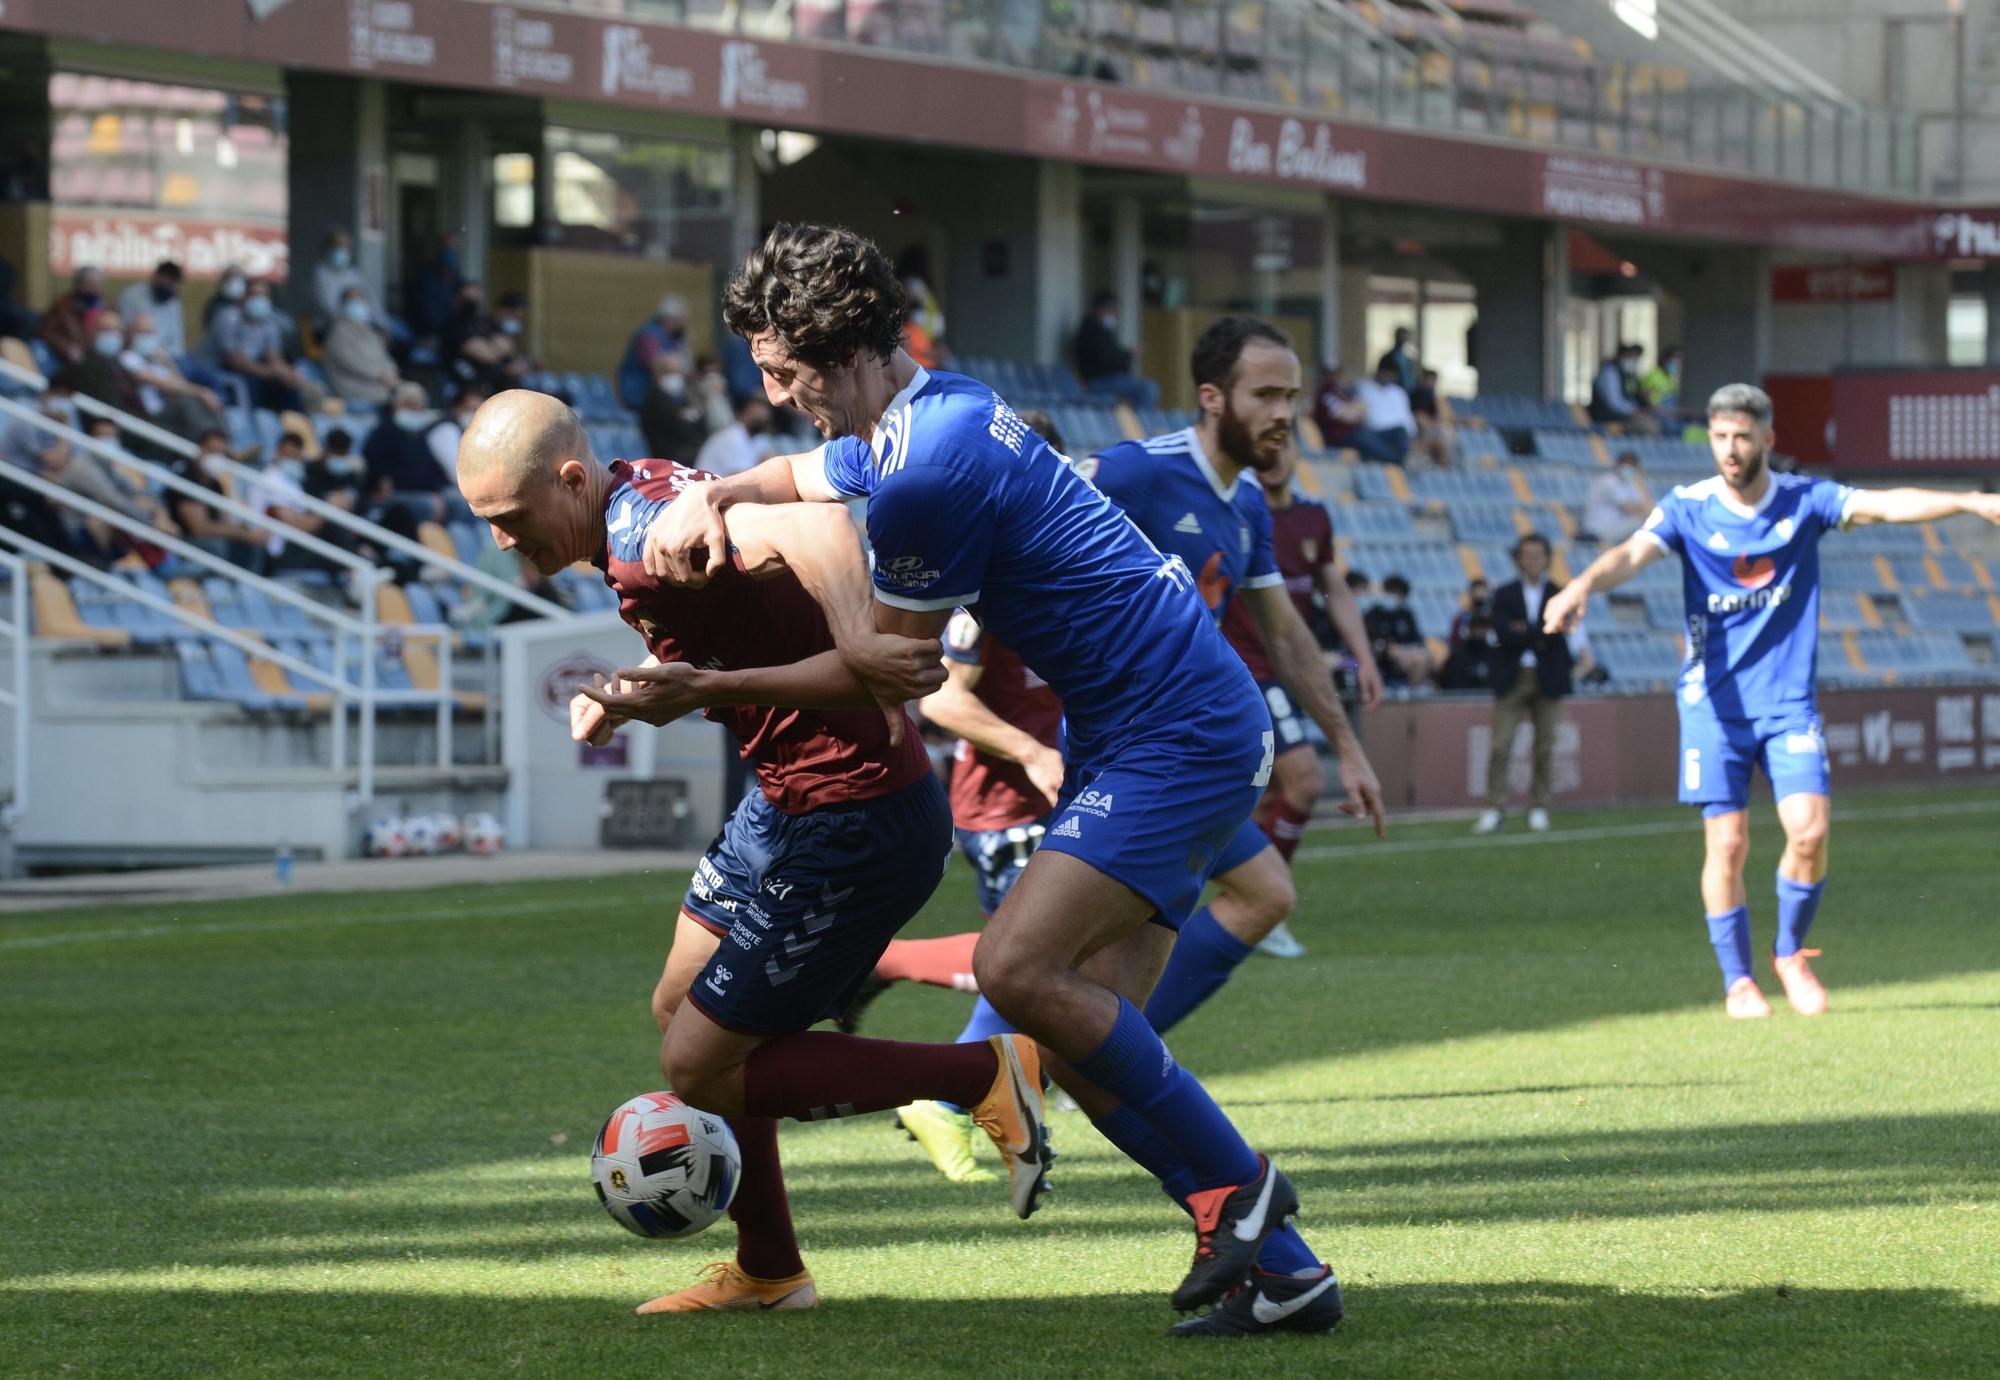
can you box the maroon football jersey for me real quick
[597,460,931,814]
[940,611,1064,832]
[1221,493,1336,680]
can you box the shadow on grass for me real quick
[4,1281,1994,1379]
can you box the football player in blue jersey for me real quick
[639,223,1346,1336]
[1544,383,2000,1018]
[1084,317,1385,1034]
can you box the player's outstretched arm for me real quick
[1543,532,1665,633]
[579,651,922,723]
[920,659,1065,807]
[1319,562,1384,711]
[1845,487,2000,528]
[1244,584,1386,837]
[641,450,838,586]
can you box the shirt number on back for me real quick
[1253,730,1275,788]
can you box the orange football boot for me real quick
[635,1261,817,1314]
[1772,948,1828,1016]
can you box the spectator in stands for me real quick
[364,382,453,525]
[308,427,365,510]
[210,279,307,412]
[119,311,224,442]
[203,265,248,334]
[1410,367,1452,466]
[250,430,346,576]
[693,351,735,435]
[639,352,710,465]
[1364,574,1432,687]
[1074,290,1159,409]
[1439,611,1496,691]
[1643,345,1684,411]
[406,234,462,339]
[1448,577,1491,649]
[1589,343,1660,435]
[1376,325,1417,394]
[1582,451,1652,543]
[171,429,264,569]
[618,293,690,411]
[1311,360,1361,448]
[898,248,946,369]
[38,267,106,368]
[321,285,400,408]
[1349,358,1418,465]
[62,307,142,416]
[1411,366,1440,421]
[74,413,179,541]
[446,283,531,396]
[426,387,485,492]
[721,332,763,408]
[1474,533,1573,834]
[311,228,371,330]
[116,261,187,360]
[694,394,774,477]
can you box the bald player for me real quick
[455,390,1052,1314]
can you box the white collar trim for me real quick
[1183,427,1240,502]
[867,365,931,462]
[1688,473,1777,519]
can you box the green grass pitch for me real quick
[3,788,1996,1378]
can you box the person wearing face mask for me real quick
[38,267,106,367]
[362,381,450,525]
[619,293,690,410]
[62,307,145,418]
[693,393,774,478]
[445,283,532,396]
[210,279,307,412]
[251,430,348,575]
[1582,450,1653,543]
[203,265,250,333]
[321,285,400,407]
[639,350,710,465]
[1348,359,1418,465]
[312,228,373,330]
[1073,289,1160,410]
[1642,344,1685,412]
[1362,574,1432,688]
[118,310,224,441]
[170,429,266,569]
[116,261,187,359]
[1590,342,1661,435]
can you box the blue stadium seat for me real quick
[1843,523,1927,554]
[1821,554,1883,591]
[1595,630,1684,687]
[1348,541,1464,591]
[1447,501,1518,544]
[1454,428,1508,466]
[1525,468,1593,505]
[1931,554,1984,589]
[1336,501,1416,541]
[1905,592,1996,632]
[1351,463,1401,502]
[1409,470,1516,503]
[1531,429,1599,465]
[449,522,486,565]
[1642,589,1685,631]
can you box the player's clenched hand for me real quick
[577,662,707,727]
[1970,493,2000,526]
[848,631,946,707]
[1336,754,1388,839]
[1024,745,1066,810]
[1542,584,1585,635]
[643,481,730,586]
[569,677,620,746]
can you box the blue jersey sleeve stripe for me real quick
[877,587,979,613]
[1633,527,1672,555]
[1835,487,1859,530]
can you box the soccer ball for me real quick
[429,812,464,853]
[462,811,505,856]
[403,814,440,856]
[591,1091,740,1239]
[364,815,408,858]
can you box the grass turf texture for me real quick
[3,787,1997,1378]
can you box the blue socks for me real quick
[1091,1103,1322,1276]
[1142,907,1254,1034]
[1775,874,1825,957]
[1706,905,1753,990]
[938,997,1015,1115]
[1074,996,1260,1188]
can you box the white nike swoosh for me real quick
[1251,1272,1337,1325]
[1231,1169,1279,1243]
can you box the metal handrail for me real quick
[0,356,571,620]
[0,548,27,826]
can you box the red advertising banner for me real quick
[1771,263,1895,303]
[1831,368,2000,471]
[48,213,290,280]
[0,0,1990,260]
[1761,373,1835,466]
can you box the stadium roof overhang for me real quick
[0,0,1985,262]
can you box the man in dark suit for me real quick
[1474,533,1572,834]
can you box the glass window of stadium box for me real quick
[483,118,734,376]
[45,67,289,313]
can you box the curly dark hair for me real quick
[1190,315,1292,393]
[722,223,907,372]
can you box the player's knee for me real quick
[972,935,1044,1021]
[658,1040,722,1108]
[650,979,684,1033]
[1279,751,1325,807]
[1785,816,1829,862]
[1244,870,1296,930]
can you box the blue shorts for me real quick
[683,774,952,1036]
[956,816,1050,917]
[1035,718,1271,931]
[1256,679,1314,759]
[1679,708,1831,818]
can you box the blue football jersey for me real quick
[808,368,1259,761]
[1085,428,1283,624]
[1637,472,1856,720]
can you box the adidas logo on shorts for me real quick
[1051,816,1084,840]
